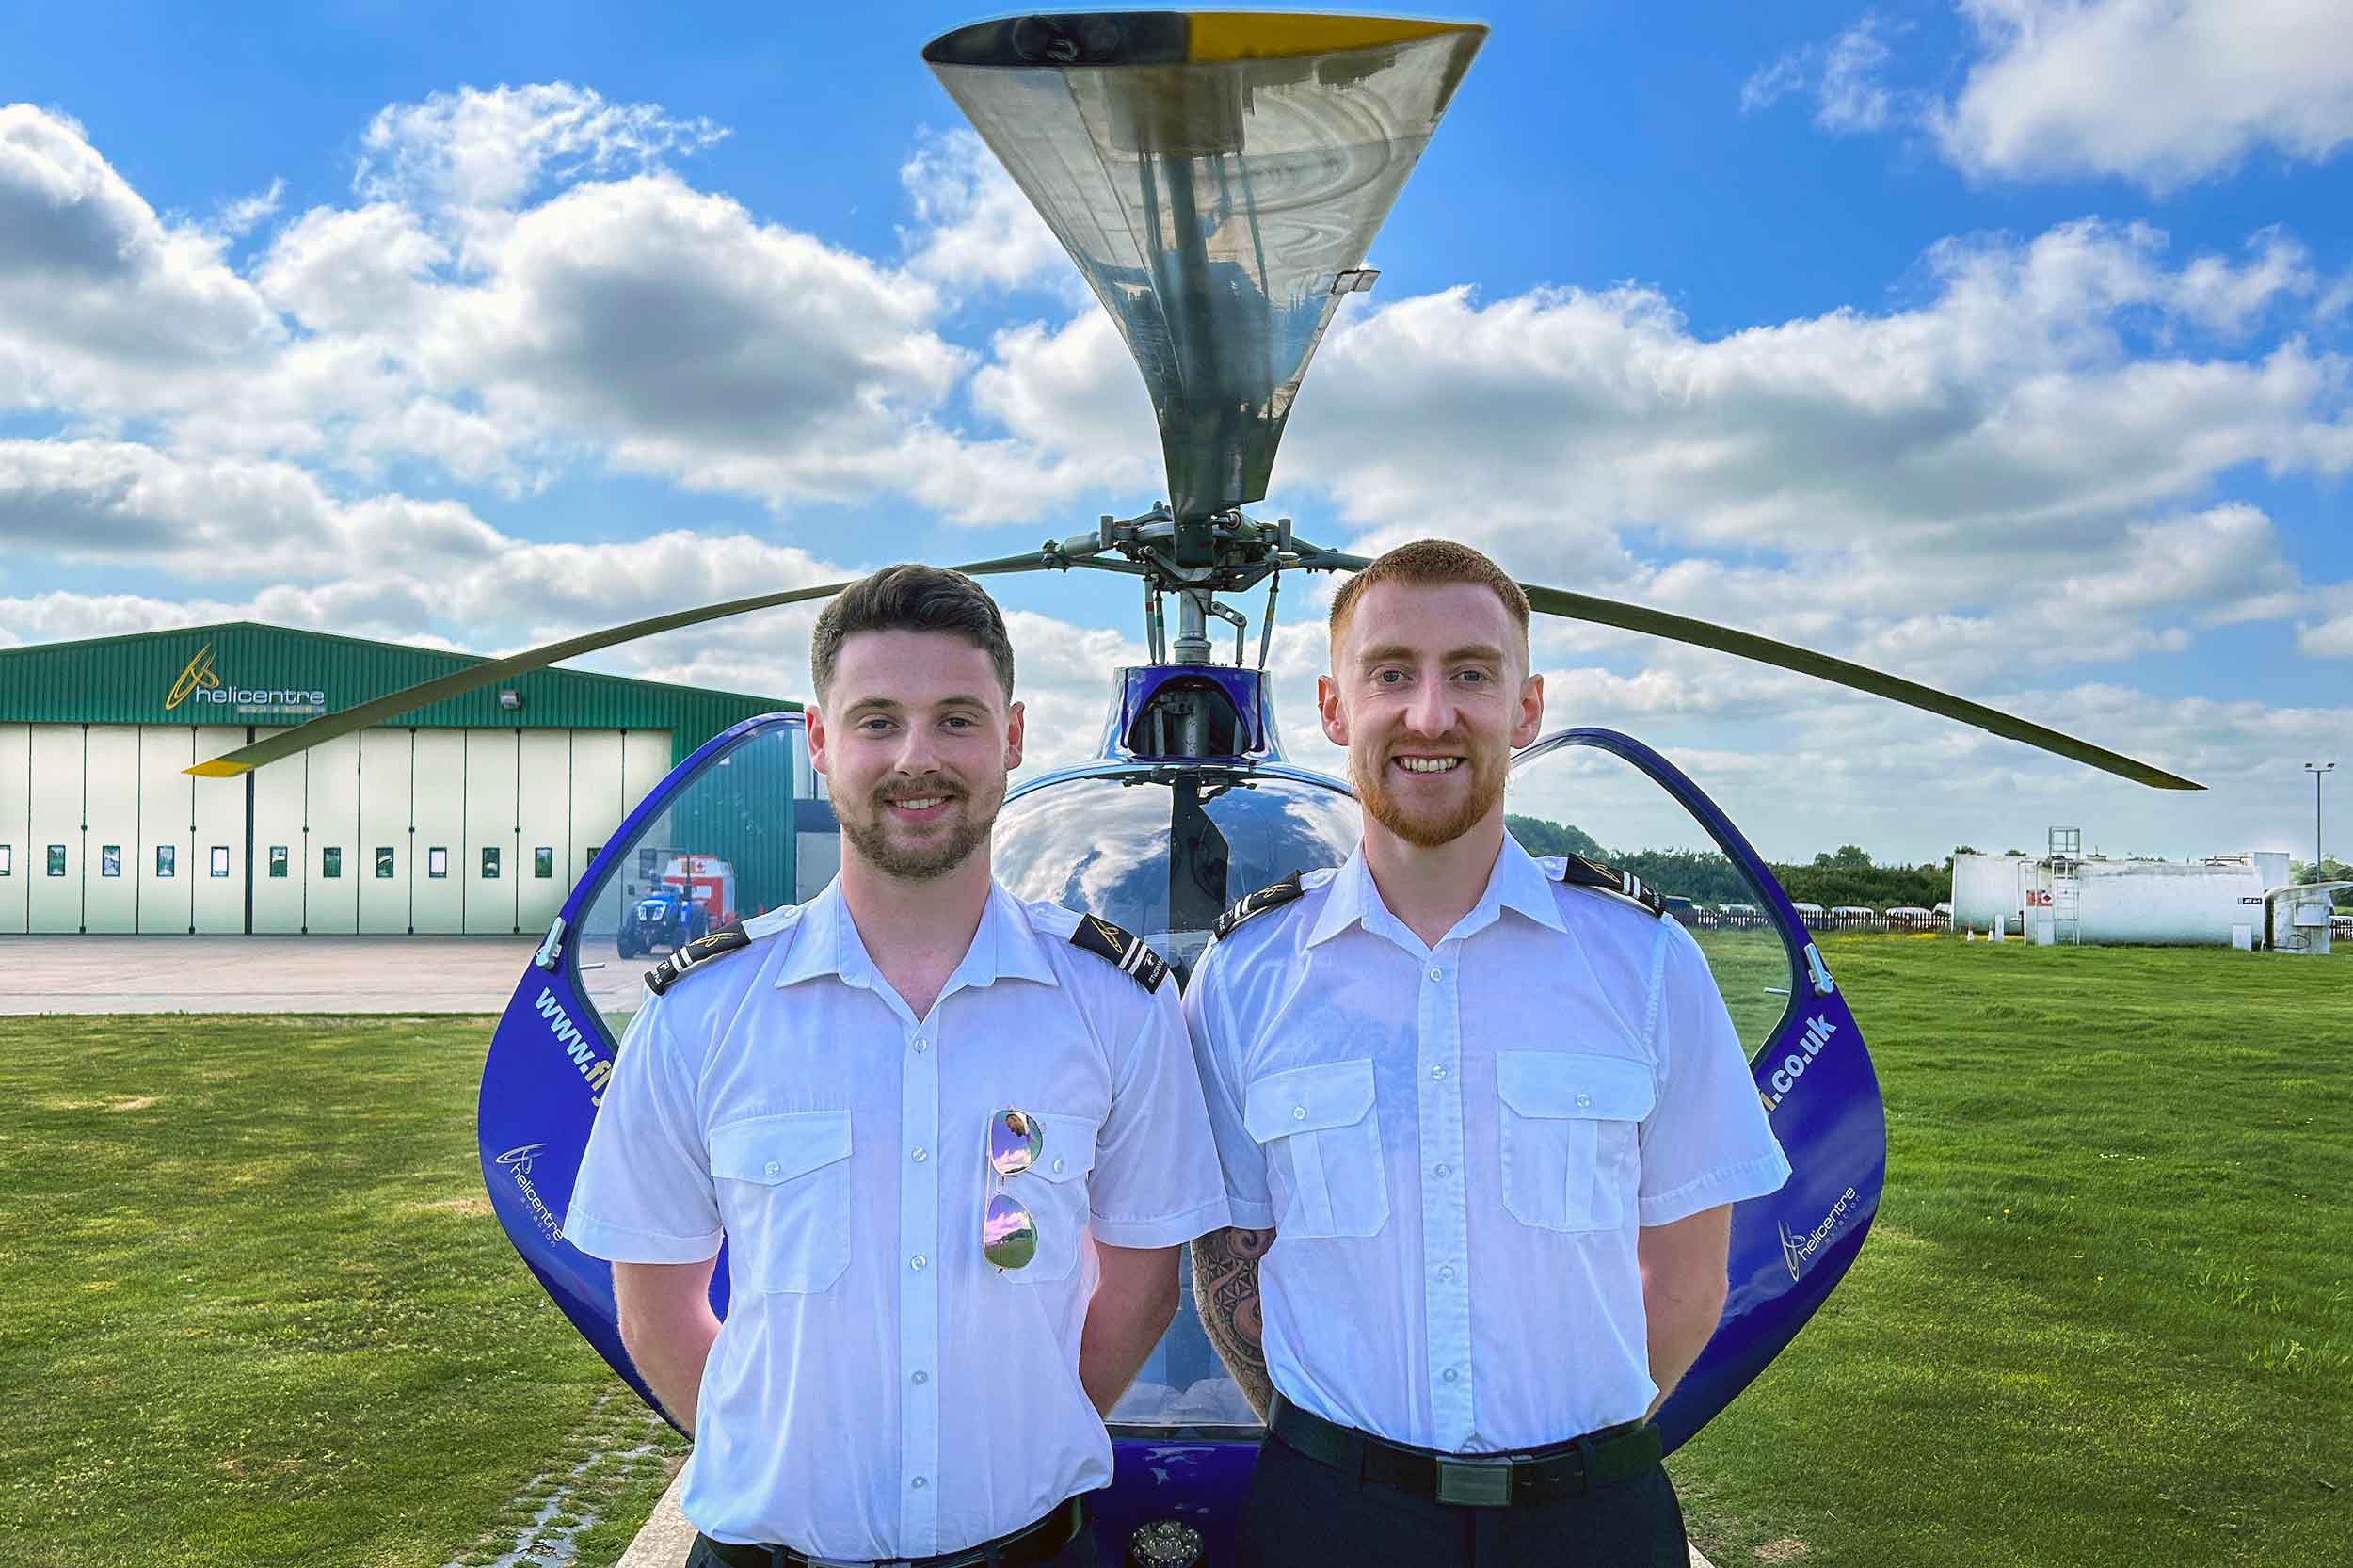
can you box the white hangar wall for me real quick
[0,723,672,936]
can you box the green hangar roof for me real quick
[0,621,798,765]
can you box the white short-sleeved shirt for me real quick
[566,879,1231,1560]
[1185,838,1790,1453]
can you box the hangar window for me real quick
[101,845,121,878]
[210,847,230,877]
[483,846,502,879]
[535,846,554,878]
[268,846,289,878]
[0,844,10,875]
[428,847,449,879]
[322,847,343,879]
[155,844,175,877]
[376,847,395,879]
[48,845,67,876]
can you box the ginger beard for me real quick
[839,770,1002,882]
[1348,730,1509,849]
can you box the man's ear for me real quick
[807,702,832,779]
[1317,674,1349,748]
[1004,698,1025,773]
[1512,671,1545,749]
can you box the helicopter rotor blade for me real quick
[1291,544,2201,792]
[185,553,1056,778]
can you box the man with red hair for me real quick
[1187,538,1789,1567]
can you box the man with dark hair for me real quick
[567,563,1231,1568]
[1186,539,1789,1567]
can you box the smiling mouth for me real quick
[1393,757,1463,775]
[885,795,954,811]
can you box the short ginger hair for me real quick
[1327,538,1531,658]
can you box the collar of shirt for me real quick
[1305,834,1567,954]
[771,878,1059,1016]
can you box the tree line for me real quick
[1506,815,1952,908]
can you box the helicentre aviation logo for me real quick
[163,646,222,710]
[162,643,328,716]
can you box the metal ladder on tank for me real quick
[2048,826,2083,945]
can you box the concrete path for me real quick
[0,934,648,1016]
[615,1473,1720,1567]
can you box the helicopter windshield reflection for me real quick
[995,767,1360,983]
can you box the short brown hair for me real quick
[809,564,1016,702]
[1328,539,1530,655]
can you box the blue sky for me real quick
[5,1,2350,862]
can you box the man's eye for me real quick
[1457,669,1487,684]
[858,718,894,732]
[1375,669,1406,686]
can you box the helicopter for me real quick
[187,11,2199,1564]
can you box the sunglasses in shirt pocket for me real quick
[1243,1059,1387,1239]
[1001,1112,1098,1284]
[1497,1052,1656,1233]
[707,1111,854,1293]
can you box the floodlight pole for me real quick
[2306,762,2335,873]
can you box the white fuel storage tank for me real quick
[1950,853,2032,935]
[2067,858,2266,945]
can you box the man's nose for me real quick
[1401,677,1452,736]
[892,724,944,776]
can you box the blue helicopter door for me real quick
[1507,728,1885,1451]
[478,712,830,1417]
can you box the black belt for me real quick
[696,1496,1085,1568]
[1268,1393,1662,1508]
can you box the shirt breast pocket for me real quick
[708,1112,853,1293]
[1243,1059,1387,1240]
[1497,1052,1656,1234]
[1004,1112,1097,1284]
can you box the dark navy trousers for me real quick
[1232,1431,1690,1568]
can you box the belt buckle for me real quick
[1433,1456,1514,1508]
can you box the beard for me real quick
[839,774,1001,882]
[1349,738,1508,850]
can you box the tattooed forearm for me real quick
[1191,1225,1274,1418]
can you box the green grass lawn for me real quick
[0,1015,685,1568]
[1,941,2345,1567]
[1672,938,2352,1568]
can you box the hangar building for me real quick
[0,623,797,936]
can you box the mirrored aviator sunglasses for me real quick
[983,1108,1044,1272]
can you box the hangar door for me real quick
[248,728,668,935]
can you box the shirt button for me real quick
[1434,1163,1450,1177]
[911,1147,928,1163]
[1430,1064,1448,1080]
[911,1477,927,1490]
[1438,1265,1455,1281]
[1429,968,1443,981]
[913,1037,928,1053]
[763,1160,780,1177]
[1442,1368,1460,1384]
[912,1370,929,1384]
[1292,1106,1307,1121]
[1576,1092,1593,1110]
[910,1255,927,1272]
[1052,1157,1065,1174]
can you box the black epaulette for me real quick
[1212,871,1305,940]
[1069,914,1169,993]
[1554,855,1666,918]
[645,922,753,996]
